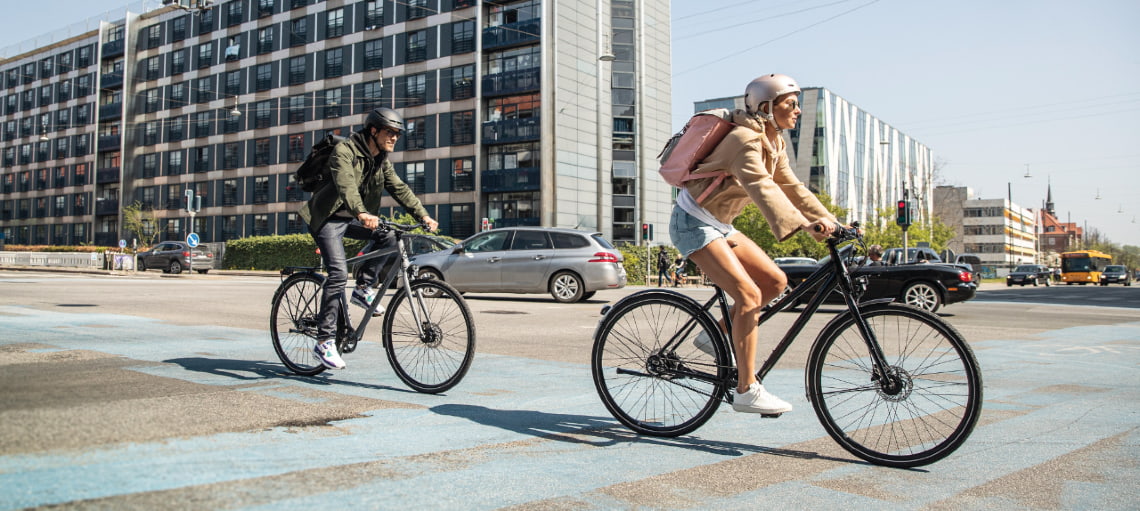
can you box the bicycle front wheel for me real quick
[591,292,729,437]
[806,304,982,467]
[270,273,327,376]
[382,279,475,394]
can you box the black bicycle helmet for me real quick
[364,107,404,134]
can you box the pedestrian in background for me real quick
[655,246,671,287]
[867,244,885,266]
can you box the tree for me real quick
[860,206,956,254]
[121,201,157,250]
[731,192,848,260]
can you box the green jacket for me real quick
[299,131,429,232]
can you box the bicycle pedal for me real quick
[760,413,783,419]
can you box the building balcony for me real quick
[95,198,119,216]
[96,167,120,184]
[100,72,123,89]
[101,40,124,59]
[482,18,540,51]
[98,134,121,150]
[482,117,540,144]
[481,166,540,193]
[482,68,540,97]
[99,103,122,120]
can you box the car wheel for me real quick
[137,259,147,272]
[196,269,209,274]
[581,291,597,301]
[1032,279,1038,287]
[1044,279,1050,287]
[1006,283,1011,287]
[416,268,445,297]
[902,282,941,313]
[550,271,585,303]
[168,260,183,274]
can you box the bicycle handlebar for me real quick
[812,221,862,242]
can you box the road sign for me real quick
[118,239,127,249]
[186,233,199,248]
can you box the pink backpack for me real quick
[657,108,734,203]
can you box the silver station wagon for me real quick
[410,227,627,302]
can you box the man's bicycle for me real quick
[590,224,982,467]
[269,220,475,393]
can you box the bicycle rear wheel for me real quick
[591,292,729,437]
[270,273,327,376]
[382,279,475,394]
[806,304,982,467]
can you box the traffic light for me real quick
[641,223,650,240]
[896,200,912,227]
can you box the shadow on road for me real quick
[430,403,863,465]
[163,356,416,394]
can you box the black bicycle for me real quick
[270,220,475,393]
[590,224,982,467]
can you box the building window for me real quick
[364,39,383,70]
[198,42,213,68]
[288,95,306,123]
[167,151,184,176]
[253,177,270,205]
[225,37,241,61]
[405,117,427,150]
[361,81,383,111]
[172,17,187,41]
[193,147,210,173]
[452,20,475,53]
[143,89,160,113]
[452,158,473,192]
[253,213,270,235]
[254,138,271,165]
[222,179,240,206]
[408,0,430,19]
[257,27,274,53]
[255,63,272,91]
[324,88,342,119]
[404,73,427,107]
[405,161,425,194]
[227,1,244,26]
[288,56,306,85]
[223,142,240,169]
[258,0,275,17]
[290,18,307,46]
[324,48,344,78]
[169,82,186,108]
[254,101,272,129]
[326,8,344,38]
[141,154,158,178]
[168,118,185,141]
[144,56,161,80]
[196,76,214,103]
[225,70,241,96]
[451,64,474,99]
[451,111,474,145]
[287,134,306,162]
[171,50,185,74]
[406,30,427,63]
[365,1,383,28]
[166,186,183,209]
[142,121,159,145]
[194,112,211,137]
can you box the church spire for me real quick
[1046,177,1055,217]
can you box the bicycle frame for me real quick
[674,233,896,394]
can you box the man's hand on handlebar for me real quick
[422,215,439,233]
[357,212,380,230]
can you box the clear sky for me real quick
[2,0,1137,246]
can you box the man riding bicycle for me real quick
[299,107,438,370]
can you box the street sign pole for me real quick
[185,190,201,274]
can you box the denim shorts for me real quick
[669,204,739,258]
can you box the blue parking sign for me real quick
[186,233,200,248]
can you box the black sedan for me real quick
[1100,265,1131,286]
[1006,264,1051,287]
[778,259,977,313]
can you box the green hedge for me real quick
[222,234,369,271]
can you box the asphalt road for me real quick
[1,270,1138,510]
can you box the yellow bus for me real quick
[1060,250,1112,285]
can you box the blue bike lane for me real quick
[1,303,1137,510]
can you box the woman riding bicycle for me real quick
[299,108,438,370]
[669,74,838,414]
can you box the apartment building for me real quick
[0,0,673,247]
[933,185,1037,267]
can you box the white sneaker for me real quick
[313,339,346,370]
[351,286,384,317]
[733,382,792,414]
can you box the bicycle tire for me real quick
[270,272,327,376]
[806,303,982,467]
[382,279,475,394]
[591,291,730,437]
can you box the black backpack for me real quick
[293,132,347,193]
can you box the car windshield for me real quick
[1105,265,1126,272]
[1014,265,1038,272]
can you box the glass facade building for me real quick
[0,0,673,247]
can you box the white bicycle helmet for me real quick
[744,74,801,121]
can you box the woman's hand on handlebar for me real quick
[806,219,835,241]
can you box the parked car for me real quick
[1006,264,1051,287]
[137,241,214,274]
[351,234,456,287]
[410,227,626,303]
[1100,265,1131,286]
[953,254,984,284]
[778,256,976,313]
[773,257,818,266]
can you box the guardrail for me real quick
[0,251,106,269]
